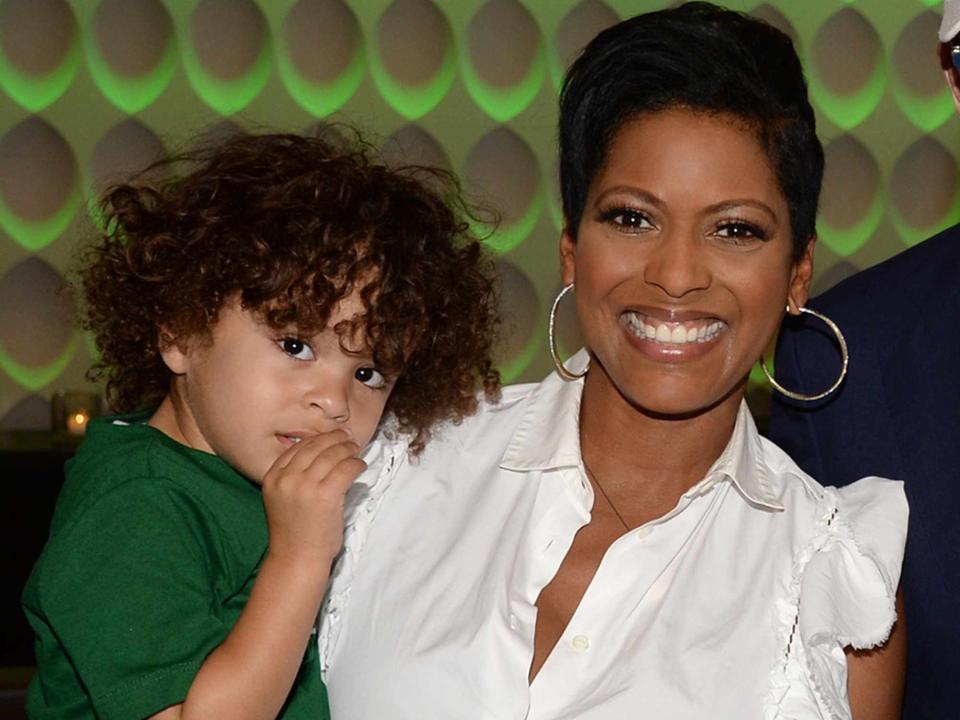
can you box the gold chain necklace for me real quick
[583,460,630,532]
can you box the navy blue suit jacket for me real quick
[769,224,960,718]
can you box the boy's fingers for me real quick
[273,432,357,476]
[294,441,363,487]
[268,437,308,474]
[309,455,367,496]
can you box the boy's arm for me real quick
[151,431,363,720]
[149,552,328,720]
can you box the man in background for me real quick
[769,3,960,716]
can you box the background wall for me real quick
[0,0,955,429]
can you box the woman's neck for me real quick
[578,363,745,516]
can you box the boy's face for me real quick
[156,293,395,482]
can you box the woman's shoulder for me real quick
[413,379,550,458]
[760,434,905,513]
[758,435,907,601]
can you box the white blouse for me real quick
[320,363,907,720]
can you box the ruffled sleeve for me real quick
[317,437,405,674]
[799,477,907,650]
[768,476,908,719]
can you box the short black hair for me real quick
[559,1,823,259]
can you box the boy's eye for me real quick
[355,366,387,389]
[280,338,315,361]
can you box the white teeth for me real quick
[623,312,726,345]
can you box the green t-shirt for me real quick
[22,414,330,720]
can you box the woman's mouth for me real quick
[619,310,728,359]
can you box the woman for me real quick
[320,4,907,718]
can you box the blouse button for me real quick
[571,634,590,652]
[634,526,653,540]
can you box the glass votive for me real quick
[51,391,102,438]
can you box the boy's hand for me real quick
[260,430,365,569]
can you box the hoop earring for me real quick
[761,306,848,402]
[549,283,588,381]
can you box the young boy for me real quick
[23,133,500,719]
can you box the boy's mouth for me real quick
[276,428,355,447]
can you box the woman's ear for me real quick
[157,329,190,375]
[787,237,816,315]
[560,228,577,286]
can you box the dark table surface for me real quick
[1,439,73,670]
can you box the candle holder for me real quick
[51,391,102,442]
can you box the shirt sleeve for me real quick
[30,477,236,720]
[795,476,908,717]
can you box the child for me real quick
[22,133,500,719]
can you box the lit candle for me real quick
[67,410,90,436]
[52,390,102,439]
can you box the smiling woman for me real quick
[320,4,908,720]
[562,109,808,419]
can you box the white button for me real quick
[509,613,519,630]
[571,634,590,652]
[634,525,653,540]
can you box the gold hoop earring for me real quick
[761,306,848,402]
[549,283,588,381]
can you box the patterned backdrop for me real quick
[0,0,955,429]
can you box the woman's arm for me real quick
[847,586,907,720]
[149,432,364,720]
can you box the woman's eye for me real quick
[716,221,766,244]
[355,366,387,389]
[280,338,315,361]
[601,207,653,232]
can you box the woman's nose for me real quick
[642,232,711,298]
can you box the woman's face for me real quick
[562,108,814,417]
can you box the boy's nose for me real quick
[305,383,350,423]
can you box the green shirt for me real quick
[22,414,330,720]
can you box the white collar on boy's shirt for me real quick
[499,348,784,511]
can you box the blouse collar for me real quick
[499,350,784,511]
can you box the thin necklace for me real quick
[583,460,630,532]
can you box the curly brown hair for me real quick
[80,132,501,453]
